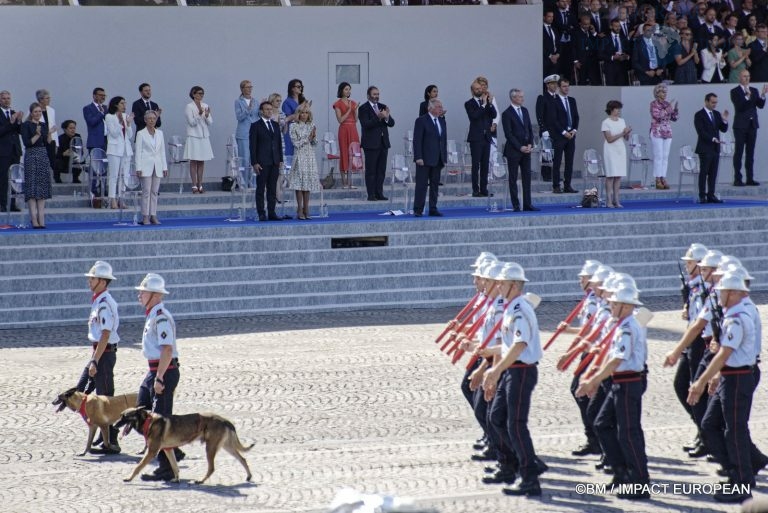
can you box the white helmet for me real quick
[699,250,724,269]
[589,265,614,284]
[609,285,643,306]
[715,272,749,292]
[681,243,708,262]
[578,259,602,277]
[135,273,169,295]
[496,262,529,282]
[599,272,618,291]
[483,262,505,280]
[471,261,492,278]
[84,261,116,281]
[717,255,742,270]
[471,252,498,268]
[718,264,755,282]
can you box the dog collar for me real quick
[78,395,90,425]
[142,416,152,439]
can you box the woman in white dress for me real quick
[105,96,134,210]
[289,106,321,219]
[183,85,213,193]
[601,100,632,208]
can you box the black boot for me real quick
[481,465,518,485]
[502,478,541,496]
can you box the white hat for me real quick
[699,250,724,268]
[496,262,529,282]
[135,273,169,295]
[716,272,749,292]
[483,262,505,280]
[611,275,640,294]
[471,261,491,278]
[578,259,602,277]
[589,265,614,284]
[599,272,618,291]
[471,252,498,268]
[720,265,755,282]
[681,243,708,262]
[84,261,116,281]
[544,74,560,84]
[609,285,643,306]
[717,255,742,270]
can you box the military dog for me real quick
[52,388,138,456]
[116,407,254,484]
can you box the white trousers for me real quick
[141,175,162,216]
[650,136,671,178]
[107,154,129,198]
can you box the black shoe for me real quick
[688,445,708,458]
[535,458,549,476]
[746,180,760,186]
[267,215,283,221]
[54,178,63,184]
[72,179,82,184]
[716,467,732,477]
[472,192,482,197]
[563,186,578,193]
[174,448,186,462]
[482,467,517,484]
[603,465,614,474]
[471,448,497,462]
[753,453,768,475]
[523,206,540,211]
[617,486,651,501]
[512,207,521,212]
[367,196,377,201]
[707,196,723,203]
[733,180,745,187]
[90,444,121,455]
[473,436,487,451]
[476,192,489,197]
[552,187,563,194]
[572,442,602,456]
[713,490,752,503]
[484,464,499,474]
[438,182,444,186]
[413,211,423,217]
[377,195,388,201]
[683,436,701,452]
[10,206,20,212]
[483,192,494,197]
[258,214,267,222]
[699,196,708,204]
[282,215,292,220]
[428,210,443,217]
[706,454,718,463]
[502,478,541,496]
[92,434,104,447]
[140,469,175,482]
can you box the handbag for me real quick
[322,166,336,190]
[221,176,235,192]
[581,188,599,208]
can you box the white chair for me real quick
[88,148,108,209]
[462,141,474,184]
[388,153,412,213]
[6,163,25,228]
[404,130,414,158]
[443,139,463,186]
[348,141,366,194]
[676,145,701,203]
[116,160,140,226]
[582,148,606,204]
[168,135,187,195]
[718,131,735,185]
[68,136,88,195]
[627,134,651,188]
[488,148,508,212]
[321,132,340,188]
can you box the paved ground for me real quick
[1,295,766,513]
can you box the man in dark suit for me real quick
[545,78,579,193]
[131,83,162,135]
[412,98,448,218]
[536,75,560,183]
[0,90,23,212]
[465,81,497,197]
[633,24,664,85]
[553,0,576,81]
[543,11,561,79]
[694,93,729,203]
[730,70,766,186]
[572,15,602,85]
[249,101,283,221]
[749,25,768,83]
[696,7,726,51]
[83,87,107,152]
[601,19,631,85]
[502,90,539,213]
[358,86,395,202]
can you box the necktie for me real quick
[433,117,440,135]
[5,110,10,121]
[708,111,714,124]
[546,25,553,40]
[594,15,599,31]
[146,101,151,111]
[266,119,272,133]
[516,107,523,121]
[373,103,380,115]
[622,22,627,37]
[745,87,750,98]
[614,34,620,52]
[563,98,572,127]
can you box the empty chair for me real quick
[488,148,508,211]
[718,130,735,185]
[627,134,651,188]
[676,145,700,203]
[168,135,187,194]
[582,148,606,206]
[404,130,414,158]
[6,164,25,228]
[443,139,463,186]
[116,160,140,225]
[321,132,340,188]
[347,141,365,193]
[88,147,108,209]
[389,153,412,213]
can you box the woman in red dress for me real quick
[332,82,360,189]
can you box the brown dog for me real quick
[116,406,254,484]
[52,388,138,456]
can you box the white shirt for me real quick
[141,302,178,360]
[88,290,120,344]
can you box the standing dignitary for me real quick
[730,70,766,186]
[36,90,58,182]
[83,87,107,152]
[77,261,121,453]
[546,78,580,194]
[358,86,394,202]
[577,285,651,501]
[501,89,538,212]
[250,101,283,222]
[234,81,259,173]
[465,81,497,198]
[134,273,182,482]
[482,263,544,497]
[131,83,162,135]
[544,10,561,79]
[536,75,559,183]
[134,111,167,225]
[0,90,23,212]
[694,93,729,203]
[688,273,756,503]
[412,98,447,218]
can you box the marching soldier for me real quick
[134,273,183,482]
[577,284,650,500]
[482,262,544,496]
[76,260,121,454]
[688,272,756,503]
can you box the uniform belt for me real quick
[148,357,179,371]
[509,361,537,368]
[611,370,644,383]
[721,365,753,375]
[92,343,118,352]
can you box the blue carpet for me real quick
[1,198,766,235]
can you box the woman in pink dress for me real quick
[332,82,360,189]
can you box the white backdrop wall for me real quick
[570,83,768,185]
[1,6,542,178]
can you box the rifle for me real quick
[708,289,723,343]
[434,291,482,345]
[543,296,588,350]
[581,307,654,379]
[558,315,609,372]
[442,285,499,353]
[678,261,690,311]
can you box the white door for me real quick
[327,52,369,135]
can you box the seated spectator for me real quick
[573,15,601,85]
[633,23,664,85]
[727,33,752,83]
[54,120,84,184]
[701,34,726,83]
[674,28,700,83]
